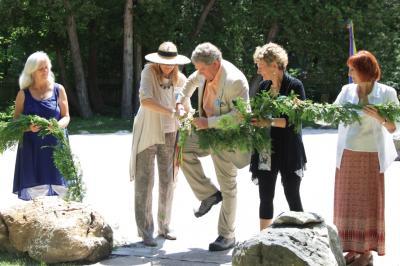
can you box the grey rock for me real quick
[232,212,345,266]
[326,223,346,266]
[273,211,324,225]
[0,196,113,263]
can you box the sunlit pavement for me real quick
[1,129,399,265]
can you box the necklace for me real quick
[31,85,51,100]
[269,88,278,97]
[270,83,281,96]
[160,77,173,90]
[269,73,283,96]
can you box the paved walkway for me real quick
[1,129,399,265]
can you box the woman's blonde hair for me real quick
[19,51,55,89]
[149,63,179,85]
[253,42,288,71]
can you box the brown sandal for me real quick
[158,232,177,240]
[345,252,360,265]
[350,253,373,266]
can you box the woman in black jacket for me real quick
[250,42,307,230]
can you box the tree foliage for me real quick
[0,0,399,116]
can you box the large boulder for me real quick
[0,196,113,263]
[232,211,345,266]
[0,215,19,254]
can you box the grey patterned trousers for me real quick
[135,132,177,240]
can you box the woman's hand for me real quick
[251,118,271,128]
[29,124,40,132]
[363,105,383,121]
[293,97,304,105]
[193,117,208,130]
[363,104,396,133]
[175,103,186,117]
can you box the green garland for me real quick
[243,91,400,132]
[196,97,271,153]
[178,92,400,154]
[0,115,85,202]
[177,98,271,155]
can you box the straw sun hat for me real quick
[145,42,190,65]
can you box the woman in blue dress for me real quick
[13,51,70,200]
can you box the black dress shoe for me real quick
[194,191,222,218]
[209,235,235,251]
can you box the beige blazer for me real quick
[178,59,251,168]
[129,64,187,181]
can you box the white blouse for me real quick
[345,114,377,152]
[159,77,177,133]
[334,82,399,173]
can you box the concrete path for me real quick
[1,129,399,265]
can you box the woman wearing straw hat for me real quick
[129,41,190,246]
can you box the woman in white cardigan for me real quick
[333,50,398,266]
[129,42,190,246]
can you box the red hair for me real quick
[347,50,381,82]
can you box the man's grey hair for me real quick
[191,42,222,65]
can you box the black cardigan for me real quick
[250,73,307,176]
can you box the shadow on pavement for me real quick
[99,241,233,266]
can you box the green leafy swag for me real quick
[177,92,400,155]
[0,115,85,201]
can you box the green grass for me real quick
[67,115,133,134]
[0,251,44,266]
[0,251,84,265]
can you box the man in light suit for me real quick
[176,42,250,251]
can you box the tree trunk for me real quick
[133,38,142,115]
[266,22,279,43]
[191,0,216,38]
[55,46,80,114]
[250,22,280,96]
[87,19,104,112]
[121,0,134,119]
[63,0,93,118]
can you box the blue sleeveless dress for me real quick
[13,84,68,200]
